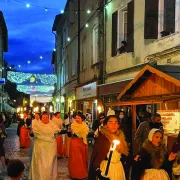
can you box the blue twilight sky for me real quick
[0,0,67,74]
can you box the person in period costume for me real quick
[29,112,41,161]
[93,112,106,138]
[134,113,163,153]
[17,112,31,149]
[68,111,89,179]
[29,112,64,180]
[132,128,177,180]
[88,114,129,180]
[52,112,64,158]
[63,113,70,157]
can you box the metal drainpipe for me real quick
[103,0,107,84]
[102,0,107,112]
[77,0,81,84]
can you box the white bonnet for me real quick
[107,108,115,117]
[148,128,162,142]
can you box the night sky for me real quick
[0,0,67,74]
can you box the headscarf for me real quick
[148,128,162,142]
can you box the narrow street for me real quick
[1,124,72,180]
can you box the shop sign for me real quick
[76,82,97,100]
[157,110,180,134]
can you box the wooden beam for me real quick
[104,100,162,106]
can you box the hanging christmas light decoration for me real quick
[34,74,57,85]
[7,72,32,83]
[7,71,57,85]
[17,85,54,94]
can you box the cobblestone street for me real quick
[0,124,91,180]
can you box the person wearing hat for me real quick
[92,112,106,138]
[132,128,177,180]
[134,113,163,153]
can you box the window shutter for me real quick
[144,0,159,39]
[127,0,134,52]
[111,11,118,57]
[164,0,175,33]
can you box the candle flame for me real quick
[111,140,120,151]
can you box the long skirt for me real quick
[142,169,170,180]
[19,127,30,148]
[64,134,71,157]
[29,139,58,180]
[29,137,34,162]
[56,135,64,157]
[68,137,88,179]
[100,160,126,180]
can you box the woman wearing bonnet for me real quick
[132,128,176,180]
[88,111,128,180]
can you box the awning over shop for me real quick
[117,65,180,104]
[98,79,132,96]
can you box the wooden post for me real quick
[132,105,136,154]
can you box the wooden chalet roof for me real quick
[117,65,180,101]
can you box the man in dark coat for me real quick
[134,113,163,153]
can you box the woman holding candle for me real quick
[88,115,129,180]
[68,111,89,179]
[132,128,176,180]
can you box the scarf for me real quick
[71,121,89,144]
[52,117,63,129]
[100,126,129,156]
[143,139,167,169]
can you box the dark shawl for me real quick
[88,133,110,180]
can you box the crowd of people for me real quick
[1,108,180,180]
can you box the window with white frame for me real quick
[158,0,176,38]
[61,64,64,87]
[82,36,87,70]
[71,44,76,76]
[63,30,66,51]
[117,7,127,50]
[123,11,128,41]
[58,71,61,89]
[92,24,98,64]
[65,59,68,82]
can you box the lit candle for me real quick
[104,140,120,176]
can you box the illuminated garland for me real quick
[17,85,54,94]
[7,72,32,83]
[34,74,57,85]
[7,71,57,85]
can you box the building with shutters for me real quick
[52,0,104,120]
[98,0,180,113]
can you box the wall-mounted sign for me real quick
[0,78,5,85]
[76,82,97,100]
[158,110,180,134]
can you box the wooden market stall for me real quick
[115,64,180,152]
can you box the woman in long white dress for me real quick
[29,112,60,180]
